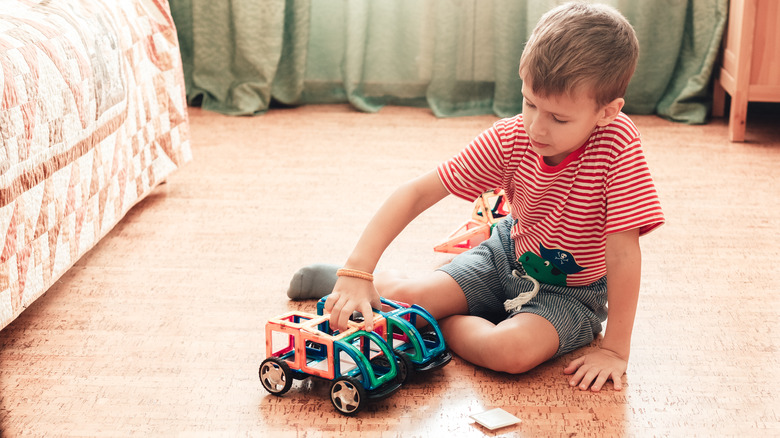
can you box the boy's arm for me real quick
[563,227,641,391]
[324,170,450,331]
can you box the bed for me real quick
[0,0,191,330]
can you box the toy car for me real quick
[316,296,452,375]
[259,310,410,415]
[259,298,451,415]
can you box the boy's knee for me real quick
[487,342,538,374]
[482,326,557,374]
[503,356,539,375]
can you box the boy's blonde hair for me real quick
[518,2,639,108]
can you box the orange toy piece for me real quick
[433,219,492,254]
[265,311,388,381]
[434,190,510,254]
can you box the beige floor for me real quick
[1,104,778,437]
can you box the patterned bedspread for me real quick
[0,0,191,329]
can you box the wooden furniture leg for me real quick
[712,78,726,118]
[728,88,748,142]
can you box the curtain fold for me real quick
[169,0,727,123]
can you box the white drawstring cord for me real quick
[503,270,541,313]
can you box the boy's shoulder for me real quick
[482,114,529,145]
[493,113,525,130]
[596,112,640,143]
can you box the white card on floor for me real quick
[469,408,521,430]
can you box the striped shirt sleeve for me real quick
[437,119,512,202]
[604,137,665,236]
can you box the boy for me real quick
[288,2,664,392]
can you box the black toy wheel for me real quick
[421,330,439,343]
[393,350,413,384]
[259,357,293,395]
[369,350,412,384]
[330,376,367,415]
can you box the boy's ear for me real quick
[596,98,625,127]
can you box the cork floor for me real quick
[1,104,778,437]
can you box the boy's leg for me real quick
[375,270,469,320]
[377,268,561,374]
[439,312,559,374]
[287,265,469,319]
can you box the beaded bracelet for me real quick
[336,268,374,282]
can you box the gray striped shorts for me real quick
[438,217,608,357]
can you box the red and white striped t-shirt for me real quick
[437,113,664,287]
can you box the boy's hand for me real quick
[323,276,381,332]
[563,348,627,392]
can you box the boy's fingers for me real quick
[327,298,341,328]
[579,368,599,390]
[612,372,624,390]
[569,366,587,386]
[359,302,374,331]
[563,356,585,374]
[329,298,350,332]
[338,303,356,331]
[590,371,610,392]
[323,292,338,313]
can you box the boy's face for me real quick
[521,78,619,166]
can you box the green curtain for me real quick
[169,0,727,124]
